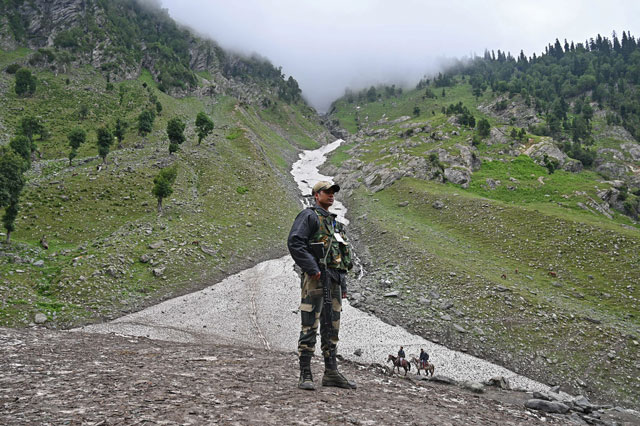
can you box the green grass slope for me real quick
[346,178,639,408]
[0,48,328,329]
[327,81,640,407]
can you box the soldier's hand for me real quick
[342,291,347,299]
[310,271,321,280]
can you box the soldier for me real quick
[287,181,356,391]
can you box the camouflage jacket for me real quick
[287,205,353,275]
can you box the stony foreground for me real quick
[4,328,625,426]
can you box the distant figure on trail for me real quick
[419,348,429,369]
[411,351,435,377]
[288,181,356,391]
[398,346,405,363]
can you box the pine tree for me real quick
[477,118,491,138]
[366,86,377,102]
[613,31,621,52]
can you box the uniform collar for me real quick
[313,205,336,218]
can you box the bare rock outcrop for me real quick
[477,97,541,128]
[523,139,583,172]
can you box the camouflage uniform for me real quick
[297,208,351,358]
[288,182,355,390]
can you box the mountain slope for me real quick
[325,35,640,409]
[0,0,331,328]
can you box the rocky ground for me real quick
[5,327,638,425]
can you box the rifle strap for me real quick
[322,223,335,267]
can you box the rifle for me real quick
[310,241,333,334]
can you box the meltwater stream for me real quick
[79,139,549,393]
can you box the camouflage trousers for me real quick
[297,271,342,358]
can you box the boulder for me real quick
[149,241,164,250]
[597,148,626,161]
[106,266,118,277]
[485,376,511,390]
[486,127,509,146]
[525,399,570,414]
[597,188,624,211]
[572,395,595,414]
[595,161,628,179]
[486,178,500,189]
[34,313,47,324]
[455,144,481,171]
[363,167,402,193]
[444,167,470,188]
[523,139,569,168]
[453,324,467,333]
[428,375,456,385]
[532,391,552,401]
[462,381,484,393]
[561,159,583,173]
[621,143,640,161]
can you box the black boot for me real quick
[322,352,356,389]
[298,354,315,390]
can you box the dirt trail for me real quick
[1,327,575,426]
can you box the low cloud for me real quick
[160,0,640,112]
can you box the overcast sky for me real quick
[159,0,640,112]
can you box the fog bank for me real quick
[160,0,640,112]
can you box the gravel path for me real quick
[79,139,551,394]
[3,328,572,426]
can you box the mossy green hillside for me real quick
[332,82,484,133]
[347,178,639,407]
[329,75,640,223]
[0,54,327,328]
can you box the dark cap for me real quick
[312,181,340,195]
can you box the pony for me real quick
[411,356,435,377]
[387,354,411,376]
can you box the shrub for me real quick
[495,99,508,111]
[5,64,21,74]
[15,68,36,96]
[543,154,559,174]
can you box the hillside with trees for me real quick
[0,0,330,332]
[2,0,640,413]
[325,33,640,409]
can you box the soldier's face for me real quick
[315,189,334,209]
